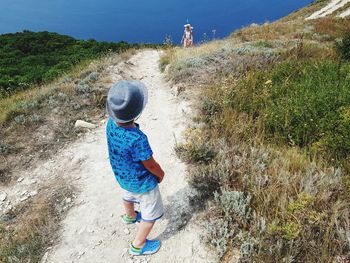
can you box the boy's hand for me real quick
[142,157,165,183]
[157,174,164,183]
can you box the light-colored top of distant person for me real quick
[181,23,193,48]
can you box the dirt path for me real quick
[41,50,217,263]
[338,5,350,17]
[306,0,350,20]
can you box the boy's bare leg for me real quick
[133,221,155,248]
[123,200,137,218]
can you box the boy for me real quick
[106,80,165,256]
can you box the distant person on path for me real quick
[106,80,165,256]
[181,23,194,47]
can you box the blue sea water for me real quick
[0,0,314,44]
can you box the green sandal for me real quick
[121,211,141,224]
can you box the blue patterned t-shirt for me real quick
[106,119,158,193]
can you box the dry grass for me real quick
[232,21,306,42]
[0,50,135,124]
[166,39,237,63]
[164,40,282,87]
[0,183,74,263]
[0,49,137,184]
[281,0,329,22]
[166,2,350,261]
[312,18,350,39]
[162,11,341,88]
[230,3,350,44]
[176,86,350,261]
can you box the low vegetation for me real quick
[0,48,140,187]
[227,59,350,159]
[0,185,74,263]
[0,31,157,98]
[336,31,350,60]
[165,8,350,263]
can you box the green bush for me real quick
[201,98,222,122]
[226,59,350,159]
[0,142,10,155]
[175,142,216,164]
[159,55,170,72]
[336,31,350,60]
[13,113,42,125]
[187,165,222,200]
[0,31,141,98]
[203,218,235,258]
[214,190,252,224]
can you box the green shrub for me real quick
[253,41,273,48]
[336,32,350,61]
[201,98,222,122]
[268,222,302,241]
[187,165,222,201]
[175,142,216,164]
[239,236,258,258]
[14,114,26,125]
[75,82,91,94]
[203,218,235,258]
[13,113,42,125]
[28,114,43,124]
[0,142,10,155]
[159,55,170,72]
[85,72,100,82]
[214,190,252,224]
[0,31,146,98]
[226,59,350,159]
[16,100,39,111]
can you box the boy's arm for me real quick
[142,157,165,183]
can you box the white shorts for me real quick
[122,185,164,222]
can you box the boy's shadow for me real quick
[155,186,206,241]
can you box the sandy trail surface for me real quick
[306,0,350,19]
[41,50,217,263]
[338,6,350,17]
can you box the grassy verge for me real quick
[0,49,137,184]
[166,14,350,263]
[178,78,350,262]
[0,50,135,124]
[226,59,350,160]
[0,184,74,263]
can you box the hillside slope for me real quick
[161,1,350,262]
[0,31,138,98]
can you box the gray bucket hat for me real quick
[106,80,148,123]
